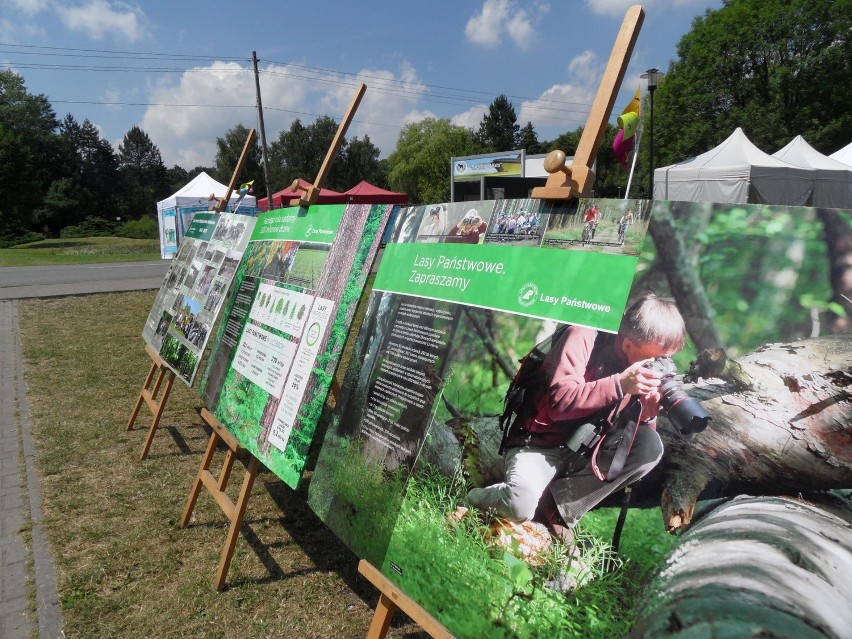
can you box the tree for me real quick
[516,122,543,155]
[165,164,190,194]
[268,116,341,192]
[118,126,168,218]
[335,134,387,190]
[652,0,851,171]
[0,70,62,235]
[53,115,121,228]
[387,118,480,204]
[213,124,264,198]
[475,94,520,152]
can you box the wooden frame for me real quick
[126,344,177,460]
[359,560,455,639]
[180,408,261,591]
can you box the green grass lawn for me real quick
[0,236,160,266]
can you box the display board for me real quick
[307,196,652,635]
[199,203,394,489]
[142,211,257,385]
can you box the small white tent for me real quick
[829,141,852,168]
[156,172,257,258]
[653,128,814,205]
[772,136,852,209]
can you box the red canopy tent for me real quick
[343,181,408,204]
[258,178,348,210]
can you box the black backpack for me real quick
[498,324,569,455]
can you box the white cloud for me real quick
[6,0,50,14]
[465,0,543,50]
[140,61,431,169]
[568,50,602,86]
[56,0,149,42]
[451,105,487,131]
[0,17,45,40]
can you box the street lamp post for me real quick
[640,68,663,198]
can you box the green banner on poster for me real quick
[250,204,345,244]
[374,242,638,332]
[182,211,219,241]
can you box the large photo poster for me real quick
[142,211,256,385]
[308,198,849,637]
[200,203,394,489]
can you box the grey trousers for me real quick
[467,425,663,527]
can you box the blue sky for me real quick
[1,0,722,170]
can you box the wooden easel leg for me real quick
[126,360,158,431]
[139,369,176,460]
[181,430,220,528]
[213,455,260,591]
[366,593,397,639]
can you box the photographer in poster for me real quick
[467,294,703,542]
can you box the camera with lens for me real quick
[643,356,711,436]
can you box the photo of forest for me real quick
[308,198,850,638]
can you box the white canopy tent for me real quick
[156,172,257,258]
[772,136,852,209]
[829,140,852,168]
[653,128,814,205]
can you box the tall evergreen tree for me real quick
[268,116,343,190]
[118,126,168,218]
[475,94,520,152]
[517,122,543,154]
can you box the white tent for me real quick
[772,136,852,209]
[156,172,257,258]
[653,128,814,205]
[829,140,852,168]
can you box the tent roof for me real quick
[157,171,256,210]
[258,178,348,210]
[829,140,852,167]
[772,135,852,171]
[773,136,852,209]
[654,128,814,205]
[343,180,408,204]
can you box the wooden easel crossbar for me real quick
[180,407,262,591]
[359,560,455,639]
[126,344,177,460]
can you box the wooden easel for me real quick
[289,83,366,208]
[532,4,644,199]
[180,408,262,591]
[127,129,258,459]
[359,560,454,639]
[126,344,177,460]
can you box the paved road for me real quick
[1,260,168,637]
[0,260,170,300]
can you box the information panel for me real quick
[142,211,256,385]
[200,203,394,489]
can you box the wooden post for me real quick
[180,408,262,591]
[532,4,644,199]
[126,344,177,460]
[358,560,455,639]
[289,83,367,208]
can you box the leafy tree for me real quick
[268,116,341,192]
[475,94,520,152]
[652,0,851,171]
[387,118,480,204]
[335,134,387,190]
[213,124,264,198]
[118,126,168,218]
[0,70,62,235]
[165,164,190,194]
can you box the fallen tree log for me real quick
[425,334,851,532]
[628,494,852,639]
